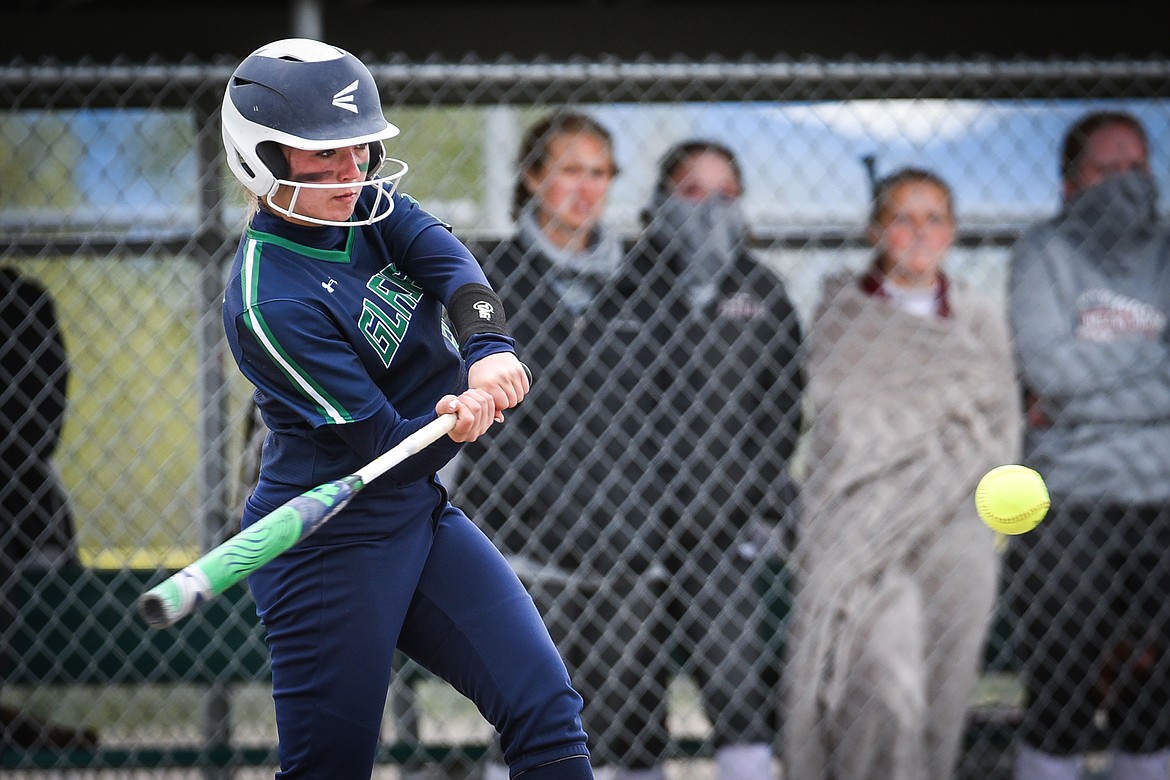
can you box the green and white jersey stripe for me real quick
[240,236,354,425]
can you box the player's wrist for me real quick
[449,283,508,342]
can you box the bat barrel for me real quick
[133,388,516,630]
[137,478,360,629]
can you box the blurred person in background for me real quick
[783,167,1021,780]
[564,139,804,779]
[1007,110,1170,780]
[0,266,97,750]
[460,110,622,571]
[454,110,622,780]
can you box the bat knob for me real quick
[138,592,174,629]
[137,566,212,629]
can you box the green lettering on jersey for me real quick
[360,269,423,367]
[359,300,404,368]
[368,268,421,319]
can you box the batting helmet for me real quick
[221,38,406,225]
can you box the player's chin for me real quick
[329,194,359,218]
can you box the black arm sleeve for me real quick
[448,283,508,342]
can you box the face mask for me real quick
[1063,170,1160,251]
[646,193,748,307]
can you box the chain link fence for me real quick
[3,56,1170,779]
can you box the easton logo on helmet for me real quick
[332,80,360,113]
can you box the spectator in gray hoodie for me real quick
[1007,110,1170,780]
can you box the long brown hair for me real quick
[512,111,617,221]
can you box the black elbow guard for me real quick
[448,283,508,342]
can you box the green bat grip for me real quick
[137,477,359,629]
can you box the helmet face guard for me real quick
[221,38,405,226]
[262,156,409,227]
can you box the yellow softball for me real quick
[975,465,1051,535]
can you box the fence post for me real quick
[193,88,239,780]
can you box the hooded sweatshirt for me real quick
[1008,171,1170,504]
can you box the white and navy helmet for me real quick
[221,38,406,225]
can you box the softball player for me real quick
[219,38,592,779]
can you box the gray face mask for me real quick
[646,193,748,307]
[1063,170,1160,253]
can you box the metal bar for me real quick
[1,58,1168,109]
[192,90,235,780]
[0,225,1028,257]
[0,238,197,256]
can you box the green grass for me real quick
[15,258,253,566]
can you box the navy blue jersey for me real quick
[223,189,514,501]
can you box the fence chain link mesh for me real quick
[2,56,1170,779]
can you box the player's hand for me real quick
[467,352,530,421]
[438,389,497,443]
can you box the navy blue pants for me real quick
[246,490,591,779]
